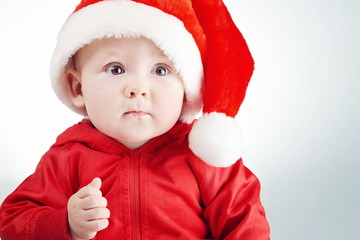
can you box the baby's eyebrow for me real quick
[153,54,174,63]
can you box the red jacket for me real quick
[0,119,270,239]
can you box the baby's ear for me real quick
[65,68,85,108]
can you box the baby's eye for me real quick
[152,65,169,76]
[106,64,125,75]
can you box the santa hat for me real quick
[50,0,254,167]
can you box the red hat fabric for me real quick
[50,0,254,167]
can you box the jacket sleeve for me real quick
[193,158,270,240]
[0,146,74,240]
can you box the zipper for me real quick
[130,150,141,240]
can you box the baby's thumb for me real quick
[88,177,102,190]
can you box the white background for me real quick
[1,0,359,239]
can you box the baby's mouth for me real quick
[124,111,149,117]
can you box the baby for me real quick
[0,0,270,239]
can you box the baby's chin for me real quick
[112,132,157,149]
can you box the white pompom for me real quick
[189,112,244,167]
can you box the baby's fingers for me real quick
[85,207,111,221]
[81,195,108,210]
[75,178,103,199]
[88,178,102,189]
[87,218,110,233]
[76,185,102,199]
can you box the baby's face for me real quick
[68,37,185,149]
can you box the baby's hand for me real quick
[67,178,110,240]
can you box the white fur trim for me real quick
[189,113,244,167]
[50,0,203,121]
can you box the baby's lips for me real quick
[124,111,149,117]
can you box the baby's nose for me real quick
[124,82,150,98]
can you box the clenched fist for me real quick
[67,178,110,240]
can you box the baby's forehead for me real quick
[78,36,166,56]
[74,36,172,66]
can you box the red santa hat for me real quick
[50,0,254,167]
